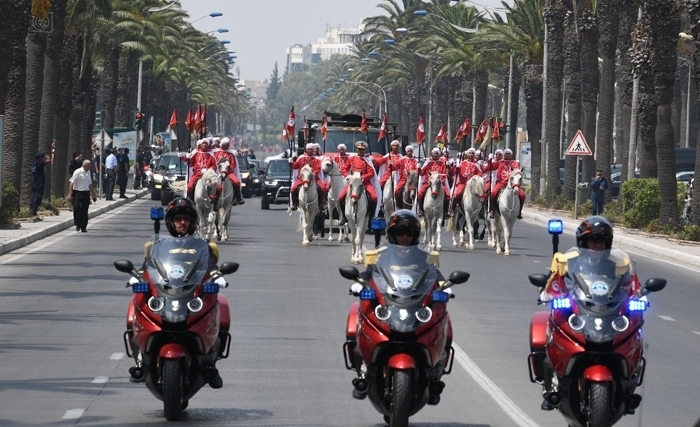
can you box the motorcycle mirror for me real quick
[529,274,549,288]
[643,277,667,294]
[114,260,135,273]
[447,271,470,285]
[219,262,239,275]
[339,266,361,281]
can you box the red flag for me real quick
[416,115,425,144]
[303,116,309,141]
[169,108,178,128]
[454,116,471,141]
[282,126,289,141]
[194,105,202,133]
[286,106,296,138]
[492,117,501,141]
[475,118,489,142]
[360,110,368,135]
[201,105,207,134]
[378,113,387,141]
[434,121,446,144]
[185,109,194,133]
[320,112,328,141]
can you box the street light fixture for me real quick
[361,57,371,62]
[396,27,408,34]
[368,51,379,57]
[220,40,230,45]
[147,1,179,13]
[206,28,229,35]
[191,12,223,24]
[384,39,396,45]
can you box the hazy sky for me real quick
[178,0,510,82]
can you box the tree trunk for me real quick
[689,3,700,225]
[672,73,681,147]
[473,70,489,129]
[102,44,120,130]
[0,0,31,116]
[67,35,84,182]
[523,67,543,197]
[544,0,565,201]
[52,33,78,198]
[564,8,582,201]
[579,2,600,185]
[617,0,637,200]
[507,65,521,153]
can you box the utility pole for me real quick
[540,22,548,196]
[628,8,642,180]
[506,52,514,151]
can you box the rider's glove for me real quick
[488,153,494,160]
[215,276,228,288]
[128,277,139,285]
[349,283,364,296]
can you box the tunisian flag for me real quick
[282,126,289,142]
[320,112,328,140]
[303,116,309,141]
[193,104,202,133]
[378,113,388,141]
[434,121,447,145]
[475,118,489,143]
[285,106,296,138]
[185,108,194,133]
[169,108,178,128]
[360,109,368,135]
[416,114,425,144]
[454,116,471,141]
[492,117,501,141]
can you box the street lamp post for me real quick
[679,56,692,148]
[345,81,387,116]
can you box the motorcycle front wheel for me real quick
[162,358,183,421]
[389,369,411,427]
[587,381,611,427]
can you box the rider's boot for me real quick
[368,199,377,219]
[489,197,496,219]
[338,198,348,225]
[517,194,525,219]
[235,184,245,205]
[417,196,425,217]
[290,188,299,211]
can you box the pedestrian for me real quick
[68,152,83,176]
[105,148,117,200]
[68,160,97,232]
[248,149,257,160]
[133,148,144,190]
[117,147,130,198]
[589,169,608,215]
[30,152,51,216]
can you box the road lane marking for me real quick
[92,376,109,384]
[659,315,676,322]
[110,352,125,360]
[62,409,84,420]
[692,331,700,336]
[532,260,540,263]
[452,342,540,427]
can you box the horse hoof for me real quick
[504,251,510,256]
[436,246,442,251]
[468,245,474,250]
[328,237,333,242]
[488,242,495,248]
[452,242,457,247]
[302,241,310,247]
[496,248,502,254]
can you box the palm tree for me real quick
[578,0,600,188]
[543,0,565,200]
[563,7,582,201]
[687,0,700,226]
[52,33,78,198]
[632,14,658,178]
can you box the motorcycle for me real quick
[527,247,666,427]
[338,244,470,427]
[141,165,153,190]
[114,211,238,421]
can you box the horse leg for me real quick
[466,217,474,250]
[328,205,335,242]
[301,210,310,247]
[435,209,443,251]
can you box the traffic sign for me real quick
[95,128,112,148]
[565,130,592,156]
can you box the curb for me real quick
[522,208,700,268]
[0,190,149,257]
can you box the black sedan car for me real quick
[150,153,187,204]
[261,159,292,210]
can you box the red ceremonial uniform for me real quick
[184,149,217,195]
[377,152,403,187]
[213,149,241,187]
[484,159,526,205]
[291,155,328,193]
[332,153,352,176]
[453,160,483,201]
[418,158,451,200]
[394,157,418,198]
[339,154,378,203]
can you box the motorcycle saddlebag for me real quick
[218,294,230,332]
[528,311,549,383]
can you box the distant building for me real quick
[285,44,320,74]
[285,24,364,74]
[239,79,269,101]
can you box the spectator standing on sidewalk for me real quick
[30,153,50,216]
[105,148,117,200]
[133,148,145,189]
[117,147,130,198]
[68,152,82,176]
[68,160,97,232]
[589,169,608,215]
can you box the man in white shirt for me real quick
[68,160,97,232]
[105,149,118,200]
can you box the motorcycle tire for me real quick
[389,369,411,427]
[588,381,611,427]
[162,358,183,421]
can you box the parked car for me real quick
[261,159,292,210]
[150,153,187,203]
[676,170,694,183]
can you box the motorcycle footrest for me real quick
[342,341,355,371]
[527,354,544,384]
[123,330,134,359]
[218,332,232,360]
[443,346,455,375]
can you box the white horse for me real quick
[422,171,445,251]
[321,157,348,242]
[345,172,368,264]
[194,168,219,242]
[490,170,522,255]
[215,159,234,241]
[462,175,485,250]
[297,165,319,247]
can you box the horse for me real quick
[345,172,368,264]
[297,165,319,247]
[490,170,522,255]
[399,170,419,212]
[215,158,234,241]
[461,175,485,250]
[321,157,348,242]
[422,171,445,251]
[194,168,219,242]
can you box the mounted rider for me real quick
[290,143,329,211]
[483,148,526,219]
[182,139,217,200]
[450,147,484,217]
[338,141,381,225]
[482,148,503,194]
[312,142,323,158]
[332,143,352,173]
[417,147,451,218]
[213,137,244,205]
[393,145,419,204]
[376,140,403,190]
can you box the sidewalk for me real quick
[0,188,149,257]
[523,206,700,268]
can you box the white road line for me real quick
[110,352,125,360]
[62,409,84,420]
[532,260,541,263]
[622,248,700,274]
[692,331,700,336]
[92,376,109,384]
[452,342,540,427]
[659,315,676,322]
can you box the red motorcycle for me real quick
[339,244,470,427]
[528,247,666,427]
[114,234,238,421]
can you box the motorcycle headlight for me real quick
[611,316,630,332]
[415,307,433,323]
[568,314,585,331]
[374,305,391,321]
[187,298,203,313]
[148,296,164,312]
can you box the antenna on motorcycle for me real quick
[151,207,165,235]
[548,219,563,254]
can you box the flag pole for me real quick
[487,117,494,216]
[175,108,182,179]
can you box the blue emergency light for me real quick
[150,207,165,221]
[132,282,150,294]
[628,299,648,312]
[359,289,377,300]
[548,219,564,235]
[202,283,220,294]
[432,291,450,303]
[551,297,571,310]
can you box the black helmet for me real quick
[165,197,198,236]
[576,215,613,250]
[387,209,421,245]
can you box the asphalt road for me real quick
[0,198,698,426]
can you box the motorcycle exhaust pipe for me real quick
[352,378,368,393]
[129,366,145,382]
[626,393,642,409]
[545,391,562,407]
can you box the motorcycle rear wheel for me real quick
[389,369,411,427]
[163,358,183,421]
[588,381,611,427]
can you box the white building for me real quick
[285,44,320,74]
[313,24,364,61]
[238,79,269,101]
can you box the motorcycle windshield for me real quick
[562,247,635,316]
[145,235,210,297]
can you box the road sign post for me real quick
[566,130,593,220]
[95,129,112,200]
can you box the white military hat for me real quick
[355,140,368,149]
[405,145,414,152]
[390,140,400,147]
[504,148,513,155]
[431,147,440,155]
[305,143,314,149]
[337,143,347,150]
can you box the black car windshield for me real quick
[371,244,438,306]
[562,247,635,315]
[325,129,385,155]
[145,235,210,295]
[266,161,291,176]
[158,155,187,172]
